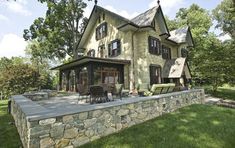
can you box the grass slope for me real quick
[0,100,22,148]
[81,104,235,148]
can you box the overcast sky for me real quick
[0,0,228,58]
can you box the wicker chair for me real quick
[89,85,107,104]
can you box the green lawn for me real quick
[81,104,235,148]
[1,101,235,148]
[0,100,22,148]
[204,86,235,101]
[212,87,235,101]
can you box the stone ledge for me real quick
[11,95,49,116]
[11,89,204,122]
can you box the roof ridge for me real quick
[131,5,159,20]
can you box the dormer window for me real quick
[148,36,161,55]
[162,45,171,59]
[108,39,121,57]
[87,49,95,57]
[96,22,107,40]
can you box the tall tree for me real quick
[213,0,235,38]
[23,0,90,60]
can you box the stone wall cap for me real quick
[11,89,204,121]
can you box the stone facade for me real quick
[81,9,191,90]
[11,89,204,148]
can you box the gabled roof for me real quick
[168,27,194,47]
[78,5,171,48]
[78,4,193,48]
[162,58,186,78]
[131,6,159,26]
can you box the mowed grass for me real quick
[81,104,235,148]
[0,100,22,148]
[204,86,235,101]
[212,87,235,101]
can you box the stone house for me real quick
[52,3,194,93]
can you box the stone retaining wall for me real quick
[11,89,205,148]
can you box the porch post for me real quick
[87,63,94,86]
[59,70,62,91]
[66,70,70,91]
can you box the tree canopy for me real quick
[166,1,235,90]
[213,0,235,38]
[23,0,90,60]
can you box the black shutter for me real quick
[148,36,152,54]
[117,40,121,55]
[158,41,162,55]
[95,27,98,40]
[169,48,171,59]
[108,43,112,57]
[149,66,155,85]
[104,22,108,36]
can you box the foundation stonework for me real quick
[11,89,205,148]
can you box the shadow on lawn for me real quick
[81,105,235,148]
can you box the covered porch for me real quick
[51,56,131,94]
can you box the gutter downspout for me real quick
[131,27,140,92]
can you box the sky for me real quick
[0,0,229,58]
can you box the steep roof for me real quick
[168,27,194,47]
[162,58,186,78]
[131,6,159,26]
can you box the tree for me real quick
[23,0,90,60]
[166,4,235,91]
[213,0,235,38]
[0,57,40,99]
[25,41,56,90]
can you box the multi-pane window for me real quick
[181,48,188,57]
[87,49,95,57]
[149,65,162,85]
[108,39,121,57]
[148,36,161,55]
[98,44,105,58]
[162,45,171,59]
[96,22,107,40]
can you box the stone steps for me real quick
[216,100,235,109]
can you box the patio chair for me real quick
[77,84,89,103]
[89,85,107,104]
[137,83,150,96]
[113,84,123,99]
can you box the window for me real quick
[96,22,107,40]
[148,36,161,55]
[162,45,171,59]
[149,65,161,85]
[94,67,119,85]
[98,44,105,58]
[87,49,95,57]
[108,39,121,57]
[181,48,188,57]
